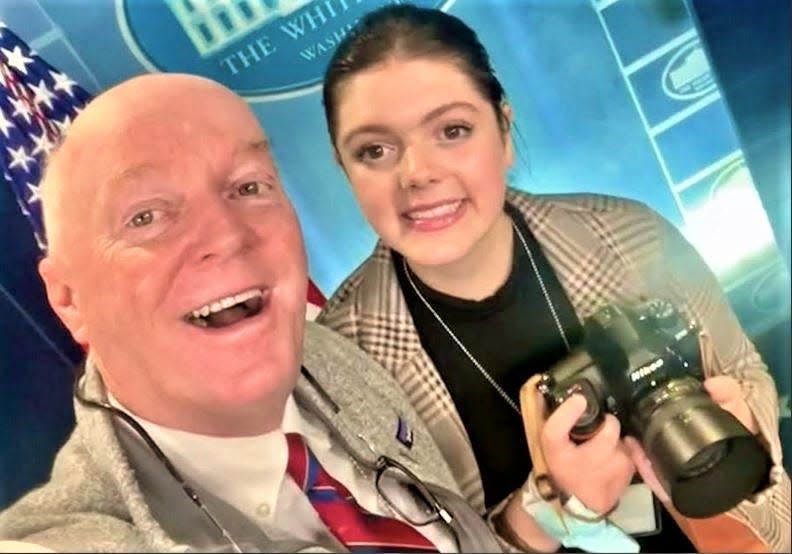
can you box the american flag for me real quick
[0,22,91,251]
[0,22,90,509]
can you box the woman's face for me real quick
[333,57,513,269]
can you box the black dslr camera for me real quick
[538,299,769,518]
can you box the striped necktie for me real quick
[285,432,438,553]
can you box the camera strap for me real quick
[520,374,563,508]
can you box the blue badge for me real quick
[396,416,413,449]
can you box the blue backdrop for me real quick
[1,0,789,508]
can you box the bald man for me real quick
[0,74,502,553]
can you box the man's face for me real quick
[44,79,308,433]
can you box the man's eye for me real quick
[355,144,386,161]
[442,124,471,140]
[128,210,154,228]
[238,181,263,196]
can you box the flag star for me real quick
[30,128,54,157]
[30,79,57,110]
[1,45,34,74]
[7,145,34,172]
[27,182,42,204]
[0,109,13,138]
[50,70,77,96]
[9,96,33,124]
[54,114,72,133]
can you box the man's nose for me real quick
[194,200,257,263]
[398,145,438,189]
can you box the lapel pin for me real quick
[396,416,414,449]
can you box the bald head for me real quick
[41,74,258,259]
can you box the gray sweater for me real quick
[0,322,502,552]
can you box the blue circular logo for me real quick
[118,0,454,102]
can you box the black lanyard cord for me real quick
[72,367,244,553]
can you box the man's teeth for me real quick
[190,288,262,319]
[407,200,461,220]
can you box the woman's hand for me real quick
[625,374,758,503]
[541,394,636,514]
[704,375,758,433]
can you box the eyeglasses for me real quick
[374,455,461,551]
[74,370,460,553]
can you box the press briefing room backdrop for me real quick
[1,0,790,509]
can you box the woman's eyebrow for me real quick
[340,101,478,148]
[341,124,391,148]
[419,101,478,126]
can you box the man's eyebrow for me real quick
[104,164,156,192]
[242,138,271,155]
[95,163,158,215]
[340,101,478,148]
[102,139,273,199]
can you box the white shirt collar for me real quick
[106,392,316,522]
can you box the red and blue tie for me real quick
[285,432,437,553]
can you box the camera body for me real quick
[538,299,769,518]
[539,299,701,440]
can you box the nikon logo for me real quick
[630,359,664,382]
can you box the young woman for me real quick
[316,5,789,552]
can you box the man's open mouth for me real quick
[184,288,266,329]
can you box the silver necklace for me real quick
[402,221,572,415]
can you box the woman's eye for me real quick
[442,124,471,140]
[355,144,386,161]
[128,210,154,228]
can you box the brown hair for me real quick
[322,4,508,146]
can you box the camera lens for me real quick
[641,388,770,518]
[677,441,728,480]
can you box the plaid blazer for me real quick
[318,189,791,552]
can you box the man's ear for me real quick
[38,256,88,345]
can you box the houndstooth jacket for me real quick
[318,188,791,552]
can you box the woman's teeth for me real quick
[406,200,462,220]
